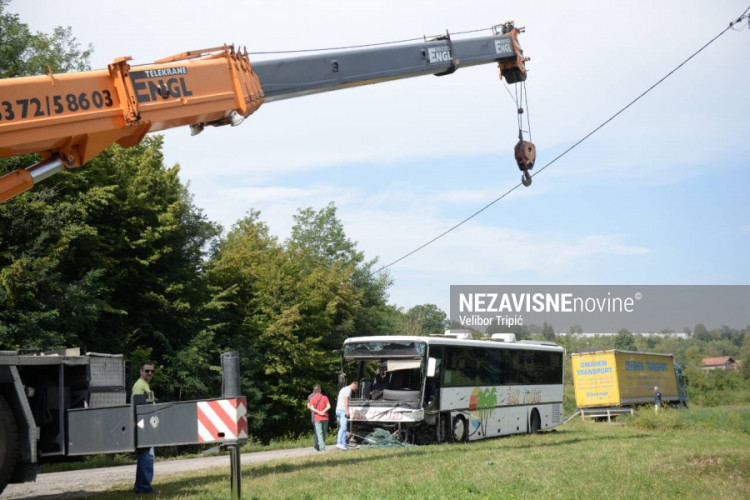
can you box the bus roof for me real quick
[343,335,563,352]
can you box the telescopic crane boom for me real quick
[0,22,530,203]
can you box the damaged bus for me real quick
[340,333,564,444]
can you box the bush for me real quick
[625,406,750,435]
[625,405,687,431]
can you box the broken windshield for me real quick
[344,341,426,359]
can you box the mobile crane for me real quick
[0,21,533,203]
[0,22,532,495]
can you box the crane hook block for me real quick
[514,140,536,186]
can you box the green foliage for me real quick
[0,137,223,403]
[625,405,688,430]
[626,405,750,435]
[205,204,398,442]
[613,328,637,350]
[0,3,97,349]
[682,367,750,407]
[0,0,92,78]
[288,202,395,341]
[542,321,555,341]
[399,304,447,335]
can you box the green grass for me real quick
[95,406,750,499]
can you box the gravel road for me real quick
[2,447,329,499]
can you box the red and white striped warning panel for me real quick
[197,397,248,443]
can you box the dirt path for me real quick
[3,447,329,499]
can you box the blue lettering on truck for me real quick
[577,367,612,375]
[586,391,609,398]
[625,360,668,371]
[577,359,612,376]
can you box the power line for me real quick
[371,5,749,277]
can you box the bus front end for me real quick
[341,337,434,444]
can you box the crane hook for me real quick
[522,170,532,187]
[514,137,536,187]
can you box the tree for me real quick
[288,202,360,268]
[0,0,92,78]
[400,304,447,335]
[0,5,95,349]
[542,322,556,341]
[205,211,281,433]
[0,137,223,398]
[287,202,393,340]
[740,334,750,380]
[694,323,710,341]
[613,329,637,351]
[207,207,366,440]
[0,1,97,349]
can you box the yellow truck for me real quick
[571,350,688,415]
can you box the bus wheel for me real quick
[529,409,541,434]
[0,395,19,495]
[451,415,468,443]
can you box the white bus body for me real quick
[341,334,564,444]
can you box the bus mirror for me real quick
[427,357,437,377]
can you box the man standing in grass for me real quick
[308,385,331,452]
[307,387,321,451]
[133,361,158,495]
[654,385,662,414]
[336,381,358,450]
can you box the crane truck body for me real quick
[571,350,688,419]
[0,22,529,202]
[0,348,246,494]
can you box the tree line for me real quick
[0,3,448,441]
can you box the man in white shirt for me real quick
[335,381,359,450]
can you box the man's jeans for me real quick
[311,415,319,450]
[314,420,329,451]
[336,409,348,448]
[134,447,155,493]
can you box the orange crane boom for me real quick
[0,23,529,202]
[0,46,263,200]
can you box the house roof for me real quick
[701,356,735,366]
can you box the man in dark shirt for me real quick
[654,386,662,414]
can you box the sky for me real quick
[10,1,750,321]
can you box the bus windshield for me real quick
[343,341,426,359]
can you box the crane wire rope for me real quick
[370,5,749,277]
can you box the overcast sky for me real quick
[11,1,750,320]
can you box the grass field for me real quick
[97,406,750,499]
